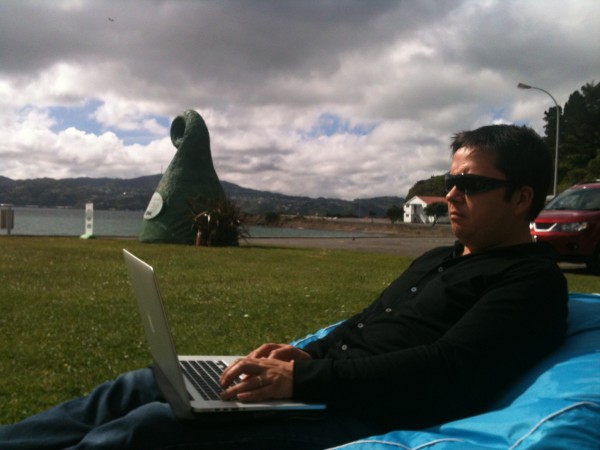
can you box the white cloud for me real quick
[0,0,598,200]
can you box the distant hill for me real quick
[0,175,404,218]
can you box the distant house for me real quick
[403,195,446,224]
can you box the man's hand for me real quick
[219,343,312,402]
[219,357,293,402]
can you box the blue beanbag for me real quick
[295,293,600,449]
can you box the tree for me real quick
[262,212,281,226]
[406,175,445,200]
[548,81,600,191]
[190,194,247,247]
[385,205,403,224]
[424,202,448,226]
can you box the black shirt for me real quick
[293,242,568,428]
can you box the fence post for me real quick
[0,204,14,235]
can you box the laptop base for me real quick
[151,364,326,424]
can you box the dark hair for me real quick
[450,124,552,220]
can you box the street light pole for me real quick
[517,82,560,197]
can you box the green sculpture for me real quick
[139,110,226,244]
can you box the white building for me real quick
[403,196,446,224]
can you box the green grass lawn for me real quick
[1,236,598,424]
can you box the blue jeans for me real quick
[0,368,383,449]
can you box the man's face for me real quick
[446,147,524,254]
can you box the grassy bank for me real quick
[1,237,598,424]
[0,237,406,422]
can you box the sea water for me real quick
[2,207,370,238]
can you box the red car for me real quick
[531,181,600,273]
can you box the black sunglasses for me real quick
[444,173,511,195]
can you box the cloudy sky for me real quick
[1,0,598,200]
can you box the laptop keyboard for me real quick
[180,360,233,401]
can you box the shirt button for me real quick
[385,308,392,313]
[357,323,364,329]
[410,286,418,293]
[437,266,444,273]
[341,344,348,351]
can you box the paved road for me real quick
[245,236,591,273]
[245,235,456,257]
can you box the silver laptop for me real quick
[122,249,326,419]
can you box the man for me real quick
[0,125,568,449]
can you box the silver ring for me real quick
[257,375,264,387]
